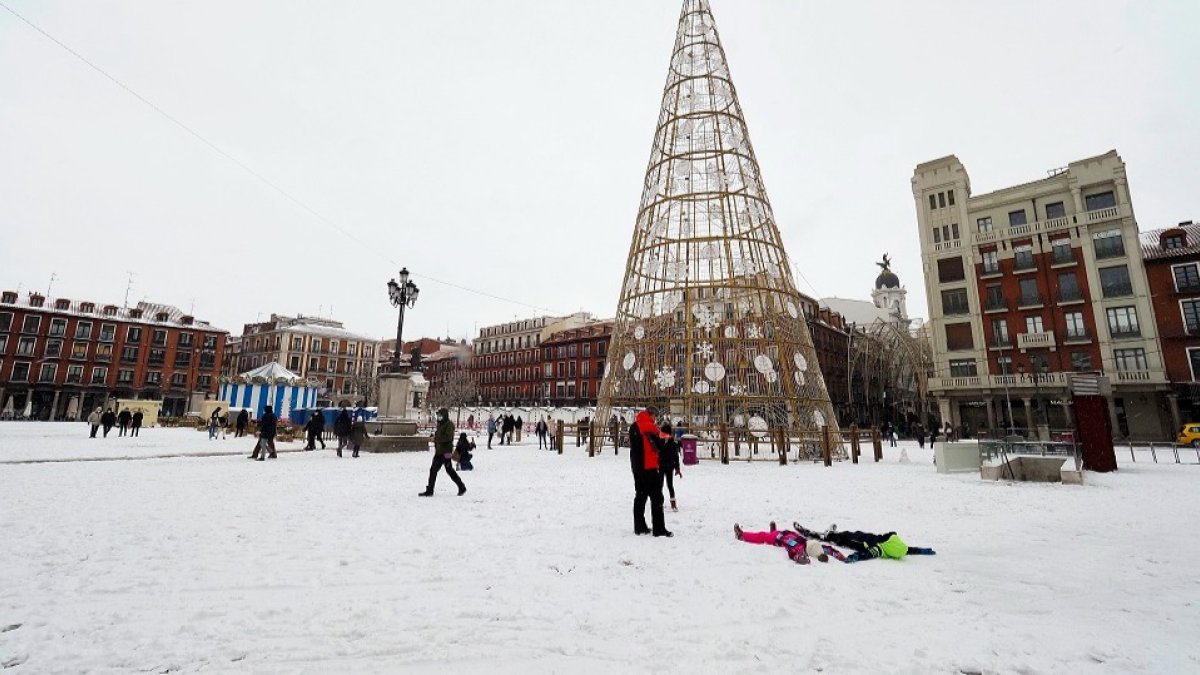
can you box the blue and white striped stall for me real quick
[218,362,315,421]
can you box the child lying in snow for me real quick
[733,522,846,565]
[792,522,936,563]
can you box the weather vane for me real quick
[876,253,892,272]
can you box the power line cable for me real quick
[0,0,566,317]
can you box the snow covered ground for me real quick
[1,423,1198,673]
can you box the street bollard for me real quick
[821,425,832,467]
[720,423,729,465]
[556,420,564,454]
[850,425,860,464]
[777,429,788,466]
[871,427,882,462]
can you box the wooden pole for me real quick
[850,424,860,464]
[720,423,729,465]
[821,425,833,467]
[777,428,788,465]
[872,426,882,462]
[556,420,564,455]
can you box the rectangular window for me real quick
[1013,245,1034,270]
[91,366,108,384]
[171,373,187,386]
[16,337,36,356]
[65,365,83,383]
[992,319,1010,347]
[198,375,212,389]
[146,371,162,385]
[45,339,62,358]
[942,225,950,242]
[96,343,113,361]
[937,257,965,283]
[1113,348,1147,372]
[977,216,993,233]
[947,189,956,206]
[932,227,941,243]
[49,318,67,337]
[39,363,57,382]
[312,338,322,353]
[1106,306,1140,337]
[1190,349,1200,381]
[1165,235,1186,249]
[938,192,946,208]
[949,359,977,377]
[75,322,92,339]
[70,342,88,360]
[1045,202,1066,220]
[981,250,999,274]
[569,344,577,357]
[1008,210,1028,227]
[1099,266,1132,297]
[1071,352,1092,371]
[0,335,7,354]
[1031,353,1050,372]
[581,360,589,376]
[945,323,974,351]
[1026,316,1044,333]
[544,363,553,377]
[1182,300,1200,335]
[1093,229,1125,259]
[289,356,300,370]
[583,343,591,357]
[1064,312,1086,339]
[0,312,10,331]
[177,332,192,348]
[292,336,303,350]
[997,355,1013,375]
[1173,264,1200,292]
[985,284,1005,311]
[1085,191,1116,211]
[127,326,142,342]
[329,340,339,355]
[1058,272,1081,302]
[941,289,969,315]
[100,324,116,342]
[11,362,30,381]
[1051,239,1074,265]
[118,369,134,383]
[951,223,960,240]
[1018,278,1040,306]
[929,194,937,210]
[152,330,167,346]
[22,316,41,334]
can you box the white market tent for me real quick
[218,362,315,421]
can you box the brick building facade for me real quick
[237,315,379,405]
[471,313,596,405]
[1140,221,1200,428]
[540,322,612,405]
[0,291,226,419]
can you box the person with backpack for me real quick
[419,408,466,497]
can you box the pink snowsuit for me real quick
[739,528,844,564]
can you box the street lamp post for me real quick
[386,267,420,374]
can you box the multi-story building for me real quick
[1140,221,1200,428]
[540,321,613,405]
[237,314,380,404]
[0,291,226,419]
[222,336,243,380]
[914,150,1171,440]
[472,312,597,405]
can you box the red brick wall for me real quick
[1145,257,1200,383]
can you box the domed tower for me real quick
[871,253,909,323]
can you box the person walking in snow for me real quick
[101,408,116,437]
[304,412,326,450]
[486,416,496,449]
[734,522,843,565]
[118,408,132,437]
[235,409,249,438]
[131,410,143,437]
[629,406,671,537]
[87,407,102,438]
[349,415,369,458]
[516,415,523,443]
[792,522,936,563]
[249,405,278,461]
[609,415,620,453]
[419,407,466,496]
[535,418,548,449]
[502,414,514,445]
[334,407,353,457]
[209,407,223,440]
[659,422,682,512]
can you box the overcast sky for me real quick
[2,0,1196,342]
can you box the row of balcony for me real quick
[930,368,1165,391]
[972,205,1124,245]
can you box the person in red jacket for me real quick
[629,406,672,537]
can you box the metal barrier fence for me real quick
[1121,441,1200,465]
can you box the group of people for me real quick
[302,408,370,458]
[734,520,935,566]
[208,408,252,439]
[486,414,522,448]
[86,407,143,438]
[628,406,684,538]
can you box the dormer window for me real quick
[103,305,118,316]
[1162,230,1188,250]
[80,302,95,313]
[129,309,143,319]
[29,294,45,308]
[55,299,71,310]
[155,312,169,322]
[1,291,15,304]
[181,316,194,326]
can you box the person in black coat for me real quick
[117,408,132,436]
[333,408,353,457]
[455,432,475,471]
[131,410,143,437]
[659,423,682,512]
[235,409,249,438]
[629,406,671,537]
[304,412,326,450]
[101,408,116,437]
[250,405,278,460]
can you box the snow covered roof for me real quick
[276,322,378,343]
[239,362,302,381]
[819,297,895,327]
[0,292,227,333]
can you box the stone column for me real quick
[50,390,61,421]
[1021,397,1034,432]
[1166,393,1182,436]
[985,398,997,434]
[1106,396,1122,438]
[1062,399,1074,430]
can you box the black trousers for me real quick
[632,469,666,534]
[236,426,246,438]
[102,424,112,437]
[89,425,98,438]
[118,424,128,437]
[664,470,676,500]
[251,437,277,459]
[131,426,140,437]
[825,530,891,553]
[427,454,465,492]
[487,432,494,448]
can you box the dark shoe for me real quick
[337,450,342,457]
[733,524,743,540]
[268,454,277,459]
[457,486,467,496]
[635,526,652,535]
[248,455,258,460]
[256,456,265,462]
[770,521,777,532]
[418,490,433,497]
[653,530,674,538]
[352,451,359,458]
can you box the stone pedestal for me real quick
[369,372,431,453]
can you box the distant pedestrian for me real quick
[516,415,524,442]
[209,408,223,440]
[503,414,515,444]
[304,412,326,450]
[118,408,132,437]
[536,418,549,449]
[235,409,249,438]
[915,424,926,449]
[249,405,278,461]
[101,408,116,437]
[487,416,496,449]
[419,407,466,496]
[87,407,101,438]
[131,410,143,437]
[350,415,369,458]
[334,407,352,457]
[455,432,475,471]
[659,422,682,512]
[629,406,671,537]
[609,415,620,452]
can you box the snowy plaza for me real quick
[0,423,1197,673]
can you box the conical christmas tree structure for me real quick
[597,0,842,460]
